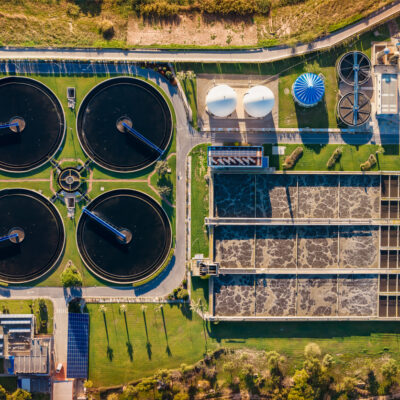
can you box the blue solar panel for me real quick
[67,313,89,379]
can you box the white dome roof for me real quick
[206,84,237,117]
[243,85,275,118]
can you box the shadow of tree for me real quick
[143,311,152,360]
[161,308,172,357]
[123,312,133,361]
[103,311,113,360]
[107,345,113,361]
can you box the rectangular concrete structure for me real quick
[208,171,400,320]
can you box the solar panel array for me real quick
[67,313,89,379]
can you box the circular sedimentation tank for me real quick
[338,51,371,86]
[77,189,172,283]
[0,77,65,172]
[58,167,82,193]
[0,188,65,283]
[77,77,173,173]
[338,92,371,126]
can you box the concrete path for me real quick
[0,2,399,63]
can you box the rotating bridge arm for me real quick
[0,233,18,243]
[122,122,163,155]
[82,208,126,241]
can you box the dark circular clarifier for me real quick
[0,189,65,283]
[77,189,172,283]
[77,77,173,173]
[0,77,65,172]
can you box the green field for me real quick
[190,144,210,258]
[265,144,400,171]
[88,302,400,388]
[0,300,54,334]
[0,73,176,287]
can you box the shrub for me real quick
[326,147,342,168]
[256,0,271,14]
[66,3,80,18]
[199,0,257,15]
[360,154,377,171]
[283,146,303,169]
[304,342,321,359]
[61,265,83,287]
[280,0,306,5]
[176,288,189,300]
[141,2,179,17]
[97,19,115,40]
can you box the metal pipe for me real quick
[82,208,126,241]
[122,122,163,154]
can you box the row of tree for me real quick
[97,342,400,399]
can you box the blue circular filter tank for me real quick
[292,73,325,107]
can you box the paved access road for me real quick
[0,1,399,63]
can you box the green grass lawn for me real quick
[0,73,176,288]
[87,303,209,387]
[264,143,400,171]
[0,299,54,334]
[179,77,198,129]
[88,302,400,388]
[190,144,210,258]
[191,276,209,308]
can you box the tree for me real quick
[10,389,32,400]
[256,0,271,14]
[338,377,358,400]
[288,369,314,400]
[174,393,189,400]
[382,358,398,382]
[380,359,398,394]
[155,160,169,177]
[223,361,235,382]
[304,343,321,359]
[120,304,127,314]
[0,385,6,400]
[106,394,119,400]
[84,380,93,389]
[61,264,82,287]
[122,384,139,400]
[158,185,172,197]
[322,354,334,369]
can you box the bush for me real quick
[283,146,303,169]
[177,289,189,300]
[326,147,342,168]
[61,265,83,288]
[256,0,271,14]
[360,154,377,171]
[199,0,258,15]
[97,19,115,40]
[141,1,179,17]
[66,3,80,18]
[304,342,321,359]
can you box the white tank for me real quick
[206,84,237,117]
[243,85,275,118]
